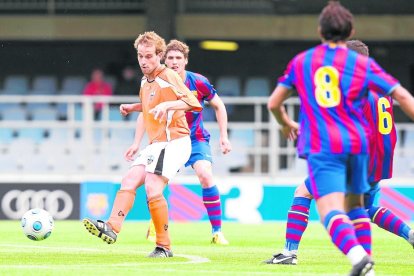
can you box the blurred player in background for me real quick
[120,39,232,245]
[83,31,202,258]
[267,1,414,275]
[265,40,414,266]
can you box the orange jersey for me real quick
[140,65,202,143]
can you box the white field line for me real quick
[0,244,210,266]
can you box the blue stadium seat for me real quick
[105,75,117,90]
[1,107,27,121]
[0,128,14,144]
[18,128,45,143]
[109,106,124,121]
[1,75,29,95]
[203,106,216,122]
[126,111,139,121]
[60,76,87,95]
[30,107,58,121]
[30,75,58,95]
[230,129,255,147]
[244,77,271,97]
[216,76,241,97]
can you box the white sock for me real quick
[346,246,367,265]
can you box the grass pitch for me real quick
[0,220,413,275]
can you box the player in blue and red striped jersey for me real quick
[267,2,414,275]
[265,40,414,266]
[162,39,231,245]
[120,39,232,245]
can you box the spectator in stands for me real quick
[83,68,113,119]
[114,66,140,96]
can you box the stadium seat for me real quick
[18,128,46,143]
[230,129,255,147]
[203,106,216,122]
[30,75,58,95]
[105,75,117,90]
[1,107,27,121]
[0,128,15,144]
[126,111,139,121]
[244,77,271,97]
[404,130,414,148]
[60,76,87,95]
[30,107,58,121]
[215,76,241,97]
[1,75,29,95]
[108,106,124,121]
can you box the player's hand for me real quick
[149,102,168,122]
[124,143,139,161]
[281,120,299,141]
[220,137,232,155]
[120,104,134,116]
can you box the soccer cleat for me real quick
[408,229,414,249]
[348,255,375,276]
[147,246,173,258]
[263,253,298,265]
[83,218,117,244]
[211,232,229,245]
[146,219,156,243]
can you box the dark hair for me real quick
[346,40,369,57]
[319,1,353,42]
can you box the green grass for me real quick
[0,220,413,275]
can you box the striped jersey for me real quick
[184,71,217,142]
[363,92,397,183]
[278,43,399,157]
[139,65,202,143]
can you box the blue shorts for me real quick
[307,153,370,200]
[185,141,212,167]
[304,177,313,196]
[364,182,380,209]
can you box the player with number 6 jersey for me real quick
[267,2,414,275]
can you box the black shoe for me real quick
[349,255,375,276]
[263,253,297,265]
[147,246,173,258]
[83,218,117,244]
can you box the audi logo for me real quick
[1,189,73,220]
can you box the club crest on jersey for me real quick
[192,90,198,97]
[147,155,154,165]
[149,90,156,99]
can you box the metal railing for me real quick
[0,95,413,182]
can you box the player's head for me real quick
[134,31,166,76]
[346,40,369,57]
[164,39,189,76]
[318,1,354,42]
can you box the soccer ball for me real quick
[21,208,54,241]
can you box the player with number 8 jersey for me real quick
[278,45,399,158]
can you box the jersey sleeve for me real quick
[166,70,203,112]
[367,59,400,96]
[196,74,216,101]
[277,58,297,89]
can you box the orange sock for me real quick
[148,194,171,250]
[107,190,136,233]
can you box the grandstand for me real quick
[0,0,414,222]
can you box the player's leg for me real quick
[189,141,228,244]
[264,180,312,265]
[146,136,192,257]
[365,183,414,248]
[345,155,373,256]
[83,164,146,244]
[193,159,228,244]
[145,173,172,257]
[309,153,373,275]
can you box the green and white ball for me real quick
[21,208,54,241]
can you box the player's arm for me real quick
[150,100,193,122]
[209,95,231,154]
[124,113,145,161]
[120,102,142,116]
[268,85,299,140]
[391,85,414,121]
